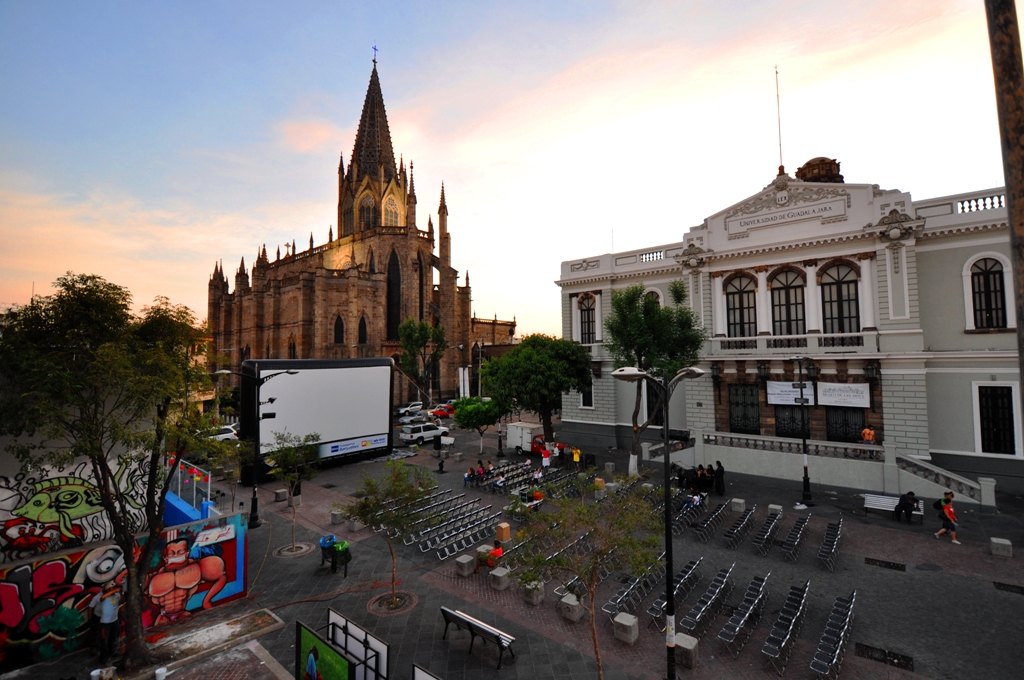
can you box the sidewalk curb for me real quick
[247,639,293,680]
[123,609,286,680]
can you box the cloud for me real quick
[280,119,350,154]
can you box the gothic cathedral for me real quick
[207,64,516,399]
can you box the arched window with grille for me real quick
[821,264,860,334]
[386,251,401,340]
[384,198,400,226]
[359,195,377,231]
[333,317,344,345]
[971,258,1006,329]
[358,316,368,345]
[645,291,661,308]
[579,294,596,344]
[367,250,375,273]
[771,270,805,336]
[726,276,757,337]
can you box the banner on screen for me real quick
[766,381,816,406]
[817,382,871,408]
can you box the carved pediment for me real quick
[570,259,601,272]
[724,184,850,221]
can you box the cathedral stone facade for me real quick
[208,64,515,399]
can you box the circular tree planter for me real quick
[273,542,315,558]
[367,590,419,617]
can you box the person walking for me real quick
[714,461,726,496]
[934,491,960,544]
[90,581,122,662]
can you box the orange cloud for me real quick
[280,120,349,154]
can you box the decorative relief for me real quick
[724,185,850,220]
[855,252,876,260]
[710,270,725,278]
[873,208,921,244]
[570,259,601,272]
[673,243,711,272]
[753,265,769,273]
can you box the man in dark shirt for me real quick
[894,491,917,523]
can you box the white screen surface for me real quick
[256,365,391,459]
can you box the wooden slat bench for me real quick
[863,494,923,524]
[440,607,516,669]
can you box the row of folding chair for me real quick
[435,511,504,560]
[782,514,812,562]
[469,462,518,488]
[374,488,446,530]
[692,503,728,543]
[671,496,708,536]
[817,519,842,572]
[717,571,771,658]
[542,532,595,582]
[723,505,756,549]
[679,562,734,638]
[562,472,599,499]
[810,591,856,679]
[418,505,491,552]
[600,552,666,624]
[403,497,473,544]
[762,580,810,676]
[753,511,782,556]
[646,556,704,631]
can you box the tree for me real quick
[452,396,503,453]
[513,476,660,680]
[481,334,592,442]
[337,460,434,607]
[603,281,706,475]
[268,430,321,553]
[0,275,215,672]
[398,319,447,404]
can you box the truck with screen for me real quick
[238,358,394,464]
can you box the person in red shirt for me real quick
[934,491,960,545]
[475,540,504,573]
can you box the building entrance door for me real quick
[729,384,760,435]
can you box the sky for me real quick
[0,0,1016,335]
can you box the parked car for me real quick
[430,404,455,419]
[396,401,424,417]
[207,424,238,441]
[399,423,449,446]
[399,410,430,425]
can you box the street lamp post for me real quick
[791,357,818,505]
[216,364,297,529]
[612,365,705,680]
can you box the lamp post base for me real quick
[802,469,813,504]
[248,495,262,529]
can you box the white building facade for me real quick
[558,159,1019,502]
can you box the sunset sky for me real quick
[0,0,1014,335]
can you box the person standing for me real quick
[894,491,917,522]
[572,446,581,471]
[541,446,551,470]
[90,581,122,662]
[714,461,726,496]
[934,492,960,544]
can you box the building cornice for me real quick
[917,221,1008,239]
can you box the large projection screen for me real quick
[240,358,393,461]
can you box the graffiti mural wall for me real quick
[0,513,247,673]
[0,458,151,563]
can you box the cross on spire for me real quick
[372,43,378,64]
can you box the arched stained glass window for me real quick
[359,195,377,231]
[384,198,399,226]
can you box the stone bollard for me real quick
[288,493,301,507]
[991,537,1013,558]
[979,477,997,510]
[476,544,494,560]
[642,483,654,491]
[768,504,784,517]
[273,489,288,502]
[489,567,512,591]
[605,462,615,475]
[330,510,344,525]
[730,498,746,513]
[605,482,620,495]
[453,451,465,463]
[613,613,639,644]
[594,489,607,500]
[559,594,585,622]
[594,477,606,490]
[520,581,545,606]
[455,555,476,577]
[675,632,699,669]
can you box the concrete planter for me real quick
[349,519,365,532]
[520,582,545,606]
[330,510,344,525]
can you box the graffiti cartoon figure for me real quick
[2,476,104,559]
[146,535,227,626]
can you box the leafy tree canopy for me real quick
[481,334,591,441]
[452,396,502,452]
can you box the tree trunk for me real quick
[292,499,297,550]
[120,555,158,672]
[387,537,398,605]
[587,581,604,680]
[540,403,554,442]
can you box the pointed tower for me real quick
[438,183,450,267]
[407,160,417,229]
[347,63,398,185]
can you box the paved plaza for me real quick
[22,428,1024,680]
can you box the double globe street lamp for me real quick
[215,365,298,530]
[612,365,705,680]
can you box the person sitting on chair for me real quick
[491,474,505,493]
[475,540,504,573]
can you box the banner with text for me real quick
[817,382,871,408]
[767,381,816,406]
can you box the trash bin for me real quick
[334,541,351,576]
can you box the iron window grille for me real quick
[979,386,1015,454]
[728,384,760,435]
[971,258,1007,329]
[726,276,757,338]
[774,405,810,439]
[825,406,864,443]
[579,295,596,345]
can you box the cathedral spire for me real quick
[409,160,416,197]
[438,182,447,215]
[349,63,398,184]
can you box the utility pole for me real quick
[984,0,1024,377]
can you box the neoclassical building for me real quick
[558,158,1020,499]
[208,64,516,399]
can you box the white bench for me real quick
[863,494,923,523]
